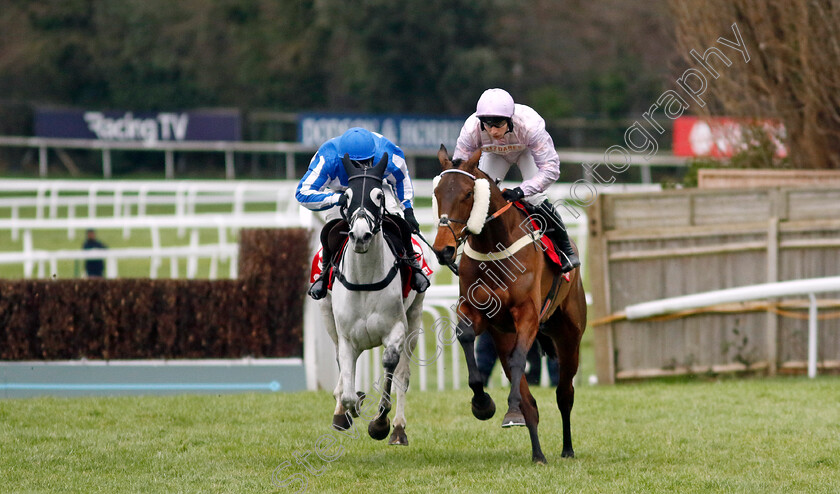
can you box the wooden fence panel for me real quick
[590,186,840,383]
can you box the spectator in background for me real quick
[82,229,107,278]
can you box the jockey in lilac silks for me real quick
[453,88,580,273]
[296,127,430,300]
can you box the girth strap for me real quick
[332,260,401,292]
[539,270,564,321]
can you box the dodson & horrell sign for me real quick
[35,108,242,144]
[298,113,465,150]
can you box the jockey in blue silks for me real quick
[296,127,430,300]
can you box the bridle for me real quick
[341,173,385,236]
[435,168,514,249]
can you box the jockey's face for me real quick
[484,120,508,140]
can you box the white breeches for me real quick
[478,152,547,206]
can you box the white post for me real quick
[87,185,98,218]
[187,229,199,279]
[11,204,19,241]
[23,229,33,278]
[39,146,48,177]
[437,336,445,390]
[808,293,818,378]
[418,321,428,391]
[49,184,59,218]
[451,328,460,390]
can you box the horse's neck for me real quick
[342,232,393,282]
[469,192,527,253]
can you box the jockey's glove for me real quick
[404,208,420,233]
[336,192,349,209]
[502,187,524,203]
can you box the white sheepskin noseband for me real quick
[467,178,490,234]
[433,170,490,234]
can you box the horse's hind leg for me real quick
[455,320,495,421]
[549,313,584,458]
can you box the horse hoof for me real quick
[501,411,526,428]
[368,417,390,441]
[471,393,496,421]
[348,391,366,418]
[533,454,548,465]
[388,425,408,446]
[332,413,353,431]
[561,449,575,458]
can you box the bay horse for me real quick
[431,145,587,463]
[319,153,425,445]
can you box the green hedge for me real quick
[0,228,311,360]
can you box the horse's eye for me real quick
[465,191,473,199]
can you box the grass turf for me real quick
[2,377,839,493]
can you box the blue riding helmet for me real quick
[338,127,376,162]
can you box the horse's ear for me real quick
[464,148,482,172]
[341,153,356,177]
[372,152,388,177]
[438,144,453,170]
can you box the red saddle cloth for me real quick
[310,237,433,298]
[513,202,571,282]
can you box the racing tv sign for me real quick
[35,108,242,144]
[298,113,465,150]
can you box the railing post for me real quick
[39,146,48,177]
[165,150,175,179]
[102,148,112,178]
[285,151,295,180]
[225,149,235,179]
[766,217,779,375]
[808,293,818,378]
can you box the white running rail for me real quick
[625,276,840,378]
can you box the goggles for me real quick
[479,117,508,129]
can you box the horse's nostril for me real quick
[438,246,456,263]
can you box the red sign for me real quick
[673,116,787,158]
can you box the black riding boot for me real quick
[308,247,332,300]
[407,256,430,293]
[536,200,580,274]
[395,217,430,293]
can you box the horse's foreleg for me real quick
[368,322,405,440]
[388,347,411,445]
[337,338,361,416]
[456,320,495,420]
[495,335,546,463]
[500,305,539,429]
[389,298,421,446]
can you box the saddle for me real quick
[512,201,567,276]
